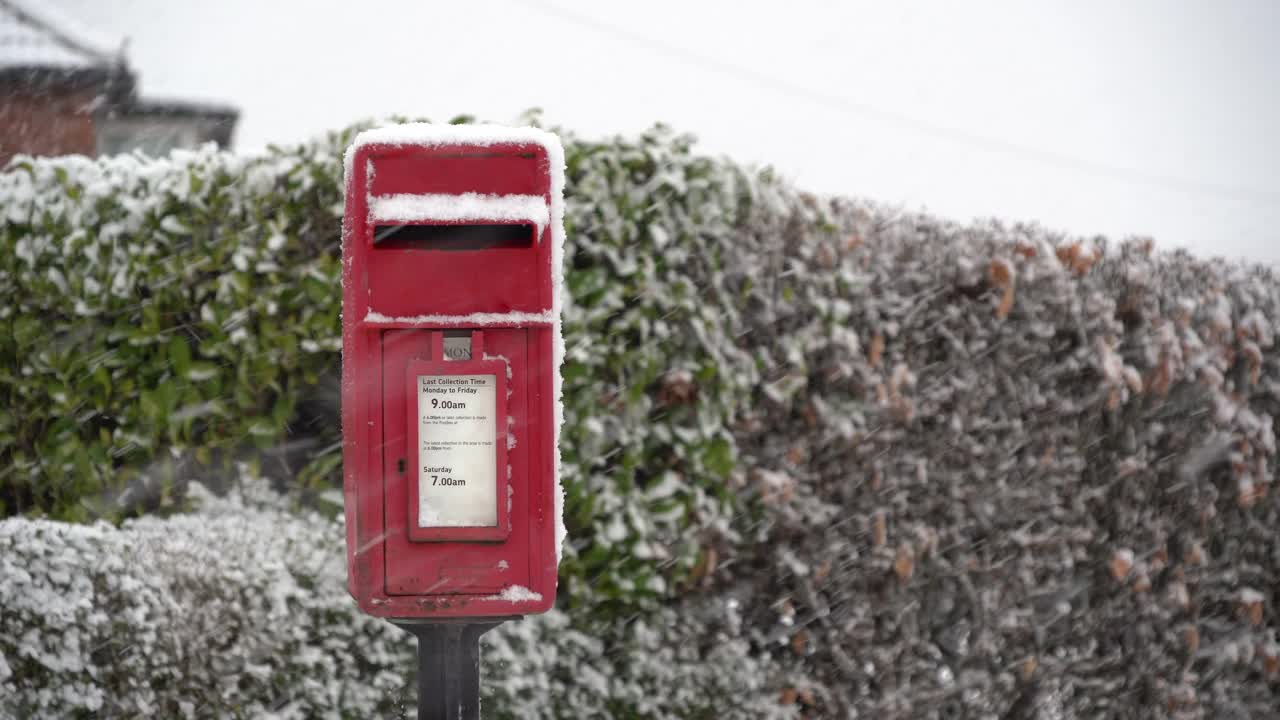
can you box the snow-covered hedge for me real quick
[0,135,348,520]
[717,219,1280,717]
[4,121,1279,716]
[0,480,406,718]
[0,477,783,719]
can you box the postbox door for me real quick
[381,328,531,597]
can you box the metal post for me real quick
[392,618,517,720]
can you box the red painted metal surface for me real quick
[342,137,557,618]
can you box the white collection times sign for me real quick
[416,374,498,527]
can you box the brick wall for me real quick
[0,84,99,166]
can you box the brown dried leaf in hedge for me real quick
[1240,588,1264,627]
[996,284,1016,319]
[1184,625,1200,655]
[1111,548,1134,581]
[819,242,840,270]
[872,510,887,548]
[655,369,698,408]
[1149,353,1174,397]
[689,546,718,585]
[989,257,1016,319]
[785,445,806,465]
[1242,341,1263,385]
[894,543,914,582]
[868,332,885,368]
[1056,241,1098,275]
[989,257,1013,287]
[1261,642,1279,678]
[791,629,810,656]
[1151,545,1168,574]
[1237,477,1258,508]
[1185,541,1207,566]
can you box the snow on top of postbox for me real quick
[343,122,564,179]
[344,123,570,567]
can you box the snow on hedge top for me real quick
[369,192,549,231]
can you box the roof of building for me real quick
[125,97,240,120]
[0,0,239,146]
[0,0,123,69]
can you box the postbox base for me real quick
[391,617,522,720]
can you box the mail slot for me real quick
[341,123,564,618]
[373,223,536,250]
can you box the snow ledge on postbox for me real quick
[369,192,550,234]
[363,310,557,327]
[344,122,568,568]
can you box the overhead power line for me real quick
[518,0,1280,205]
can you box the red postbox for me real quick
[340,124,564,619]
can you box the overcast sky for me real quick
[60,0,1280,262]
